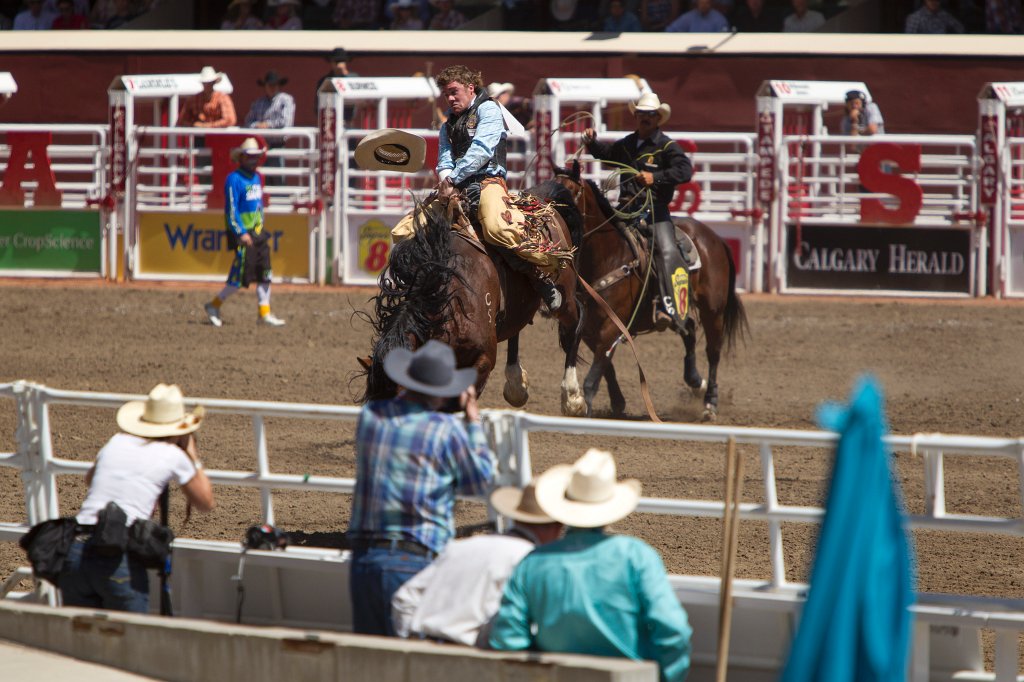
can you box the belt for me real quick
[353,537,433,558]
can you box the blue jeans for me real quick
[58,540,150,613]
[349,546,432,636]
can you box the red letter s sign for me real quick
[858,143,922,224]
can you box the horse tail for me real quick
[722,241,750,354]
[359,202,463,402]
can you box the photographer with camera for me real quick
[348,340,496,636]
[57,384,215,613]
[841,90,885,137]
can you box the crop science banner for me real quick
[0,210,102,273]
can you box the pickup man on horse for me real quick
[582,92,696,332]
[391,64,563,312]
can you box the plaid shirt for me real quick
[349,398,496,554]
[904,6,964,33]
[244,92,296,129]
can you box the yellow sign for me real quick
[358,219,391,276]
[671,267,689,318]
[138,211,310,280]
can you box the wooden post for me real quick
[716,436,744,682]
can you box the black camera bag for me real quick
[19,517,77,585]
[127,519,175,569]
[91,501,129,557]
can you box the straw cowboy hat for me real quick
[230,137,267,162]
[490,483,555,524]
[486,82,514,99]
[116,384,205,439]
[534,449,641,528]
[354,128,426,173]
[198,66,223,84]
[629,92,671,127]
[383,339,477,398]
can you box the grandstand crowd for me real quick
[0,0,1018,33]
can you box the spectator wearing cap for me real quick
[13,0,56,29]
[176,66,237,128]
[245,70,295,184]
[429,0,465,29]
[489,449,692,682]
[904,0,964,33]
[389,0,424,28]
[666,0,729,31]
[57,384,215,613]
[267,0,302,28]
[50,0,87,27]
[841,89,884,137]
[348,340,497,636]
[602,0,642,31]
[220,0,263,28]
[391,482,563,646]
[332,0,379,29]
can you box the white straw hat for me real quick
[198,66,223,84]
[534,449,641,528]
[116,384,205,439]
[230,137,267,162]
[490,483,555,524]
[629,92,671,127]
[486,82,514,99]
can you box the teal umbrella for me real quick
[781,376,915,682]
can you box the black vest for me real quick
[444,92,507,174]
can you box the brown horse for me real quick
[553,162,748,421]
[359,180,587,416]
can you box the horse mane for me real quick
[359,201,464,402]
[554,161,617,229]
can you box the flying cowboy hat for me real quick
[230,137,267,162]
[354,128,427,173]
[116,384,205,439]
[629,92,671,127]
[383,339,477,398]
[534,448,641,528]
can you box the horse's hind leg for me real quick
[502,334,530,408]
[603,360,626,417]
[681,329,706,396]
[701,319,726,422]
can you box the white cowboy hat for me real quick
[534,449,641,528]
[486,82,514,99]
[383,339,476,398]
[116,384,205,439]
[198,66,223,84]
[629,92,671,127]
[490,483,555,524]
[230,137,267,162]
[354,129,426,173]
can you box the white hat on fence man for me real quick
[487,82,515,100]
[117,384,205,438]
[534,448,641,528]
[198,66,223,85]
[629,92,671,127]
[231,137,267,162]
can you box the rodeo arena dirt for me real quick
[2,29,1024,682]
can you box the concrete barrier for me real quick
[0,601,657,682]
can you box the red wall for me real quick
[0,51,1011,135]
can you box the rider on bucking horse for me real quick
[582,92,697,334]
[391,65,564,313]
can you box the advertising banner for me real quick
[786,224,971,294]
[344,215,397,285]
[138,212,310,280]
[0,210,101,273]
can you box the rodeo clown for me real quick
[383,64,564,313]
[582,92,696,333]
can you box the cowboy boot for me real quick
[652,220,687,331]
[496,247,563,312]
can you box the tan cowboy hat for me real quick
[354,129,426,173]
[490,483,554,524]
[629,92,671,127]
[198,66,223,85]
[534,449,641,528]
[486,82,514,99]
[230,137,267,162]
[116,384,205,439]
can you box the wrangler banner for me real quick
[138,212,310,280]
[0,210,102,273]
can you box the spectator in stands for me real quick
[203,138,287,328]
[665,0,729,31]
[314,46,359,121]
[986,0,1023,33]
[391,482,563,646]
[904,0,964,33]
[640,0,679,30]
[220,0,263,29]
[732,0,780,31]
[176,66,237,129]
[13,0,56,30]
[389,0,424,28]
[841,89,884,137]
[502,0,549,30]
[267,0,302,28]
[429,0,466,28]
[101,0,140,28]
[489,449,692,682]
[782,0,824,31]
[347,340,496,636]
[332,0,379,29]
[602,0,643,31]
[50,0,87,28]
[58,384,215,614]
[487,81,532,127]
[41,0,84,15]
[245,70,295,184]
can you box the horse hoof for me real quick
[561,390,587,417]
[702,404,718,422]
[503,382,529,407]
[688,378,708,398]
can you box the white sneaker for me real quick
[258,313,286,327]
[204,303,223,327]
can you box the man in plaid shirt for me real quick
[348,340,496,636]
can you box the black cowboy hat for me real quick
[383,340,476,398]
[257,70,288,86]
[845,90,867,103]
[328,47,349,63]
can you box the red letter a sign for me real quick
[858,143,922,224]
[0,132,63,207]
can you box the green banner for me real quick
[0,210,102,273]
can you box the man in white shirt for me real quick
[783,0,824,31]
[391,482,562,646]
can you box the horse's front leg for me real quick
[558,292,586,417]
[502,334,530,407]
[681,327,706,396]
